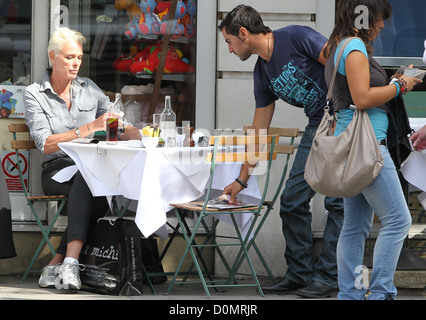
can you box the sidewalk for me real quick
[0,275,305,301]
[0,275,424,301]
[2,275,425,319]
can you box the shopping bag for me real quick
[79,218,144,295]
[305,106,384,198]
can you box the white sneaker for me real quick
[56,263,83,290]
[39,265,59,288]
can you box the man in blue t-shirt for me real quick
[219,5,343,298]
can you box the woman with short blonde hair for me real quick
[47,27,86,66]
[25,27,140,291]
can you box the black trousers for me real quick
[41,157,109,256]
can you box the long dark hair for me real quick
[218,5,272,37]
[324,0,392,58]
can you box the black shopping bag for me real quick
[79,218,144,295]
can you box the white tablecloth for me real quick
[57,141,260,238]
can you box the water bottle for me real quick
[160,96,176,147]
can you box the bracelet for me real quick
[393,82,400,98]
[390,78,407,96]
[400,81,407,94]
[235,178,248,188]
[398,79,407,94]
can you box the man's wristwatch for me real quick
[75,128,81,138]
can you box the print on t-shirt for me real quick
[269,60,325,117]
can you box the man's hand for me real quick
[223,181,246,203]
[410,125,426,151]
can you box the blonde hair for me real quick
[47,27,86,66]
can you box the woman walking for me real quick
[323,0,422,300]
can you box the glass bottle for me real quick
[160,96,176,147]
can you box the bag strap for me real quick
[327,37,357,101]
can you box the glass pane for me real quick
[374,0,426,57]
[60,0,197,128]
[0,0,32,118]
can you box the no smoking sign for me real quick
[1,151,29,191]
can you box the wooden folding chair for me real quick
[174,128,299,286]
[8,123,68,283]
[166,134,294,297]
[228,126,299,281]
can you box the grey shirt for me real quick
[324,42,388,112]
[24,69,111,163]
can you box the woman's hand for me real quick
[91,113,107,132]
[391,64,413,79]
[399,75,423,93]
[392,65,423,93]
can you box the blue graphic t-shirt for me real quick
[254,25,327,125]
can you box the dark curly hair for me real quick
[324,0,392,58]
[218,4,271,37]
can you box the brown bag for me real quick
[304,38,384,198]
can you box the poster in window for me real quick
[0,85,25,119]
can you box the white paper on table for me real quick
[52,164,78,183]
[400,150,426,192]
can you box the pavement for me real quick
[0,275,315,301]
[1,274,424,319]
[0,274,424,301]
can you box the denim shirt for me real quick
[24,69,111,163]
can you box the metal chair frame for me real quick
[230,126,299,281]
[9,123,68,283]
[166,131,297,298]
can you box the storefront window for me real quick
[374,0,426,58]
[0,0,32,118]
[59,0,197,128]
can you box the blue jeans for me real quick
[337,145,412,300]
[280,124,344,288]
